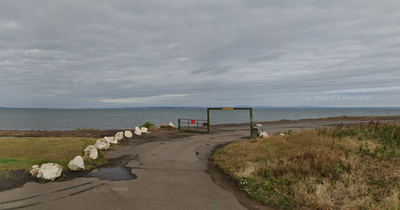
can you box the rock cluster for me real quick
[30,125,162,181]
[259,132,269,138]
[68,156,85,171]
[84,145,98,160]
[115,131,124,141]
[95,138,110,150]
[134,127,142,136]
[124,131,133,138]
[37,163,63,181]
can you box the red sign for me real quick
[190,119,196,124]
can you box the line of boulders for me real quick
[29,126,156,181]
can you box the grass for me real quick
[0,137,104,173]
[213,122,400,210]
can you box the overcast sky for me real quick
[1,0,400,108]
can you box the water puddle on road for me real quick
[89,167,137,181]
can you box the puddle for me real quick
[89,167,137,181]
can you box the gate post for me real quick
[250,108,254,138]
[207,108,210,133]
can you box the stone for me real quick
[115,131,124,141]
[134,127,142,136]
[124,131,133,138]
[160,123,167,128]
[280,133,285,136]
[141,127,148,133]
[148,126,158,132]
[30,165,39,177]
[168,122,175,128]
[68,156,85,171]
[37,163,63,181]
[95,138,110,150]
[259,132,269,138]
[104,136,118,144]
[84,145,98,160]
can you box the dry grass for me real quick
[213,122,400,210]
[0,137,100,172]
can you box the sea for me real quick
[0,108,399,130]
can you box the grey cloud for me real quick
[0,0,399,108]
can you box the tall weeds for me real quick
[213,122,400,210]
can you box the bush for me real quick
[140,122,155,128]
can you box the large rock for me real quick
[148,126,158,132]
[124,131,133,138]
[84,145,98,160]
[141,127,148,133]
[68,156,85,171]
[160,123,167,128]
[168,122,175,128]
[115,131,124,141]
[30,165,39,177]
[259,132,269,138]
[37,163,63,181]
[95,138,110,150]
[134,127,142,136]
[104,136,118,144]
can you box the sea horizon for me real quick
[0,107,399,131]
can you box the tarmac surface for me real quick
[1,118,399,210]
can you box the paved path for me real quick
[1,119,398,210]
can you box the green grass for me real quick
[213,122,400,210]
[0,137,104,172]
[140,121,155,128]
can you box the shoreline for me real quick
[1,115,399,137]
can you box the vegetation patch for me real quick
[213,122,400,210]
[0,137,105,173]
[141,121,155,128]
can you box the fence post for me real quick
[178,119,181,130]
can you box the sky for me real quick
[1,0,400,108]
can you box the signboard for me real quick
[190,119,196,124]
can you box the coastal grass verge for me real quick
[0,137,105,173]
[213,121,400,210]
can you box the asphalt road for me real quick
[1,118,398,210]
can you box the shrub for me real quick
[141,122,155,128]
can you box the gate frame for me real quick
[207,107,254,138]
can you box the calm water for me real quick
[0,108,398,130]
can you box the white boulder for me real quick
[68,156,85,171]
[141,127,148,133]
[124,131,133,138]
[84,145,98,160]
[30,165,39,177]
[95,138,110,150]
[115,131,124,141]
[37,163,63,181]
[168,122,175,127]
[259,132,269,138]
[104,136,118,144]
[134,127,142,136]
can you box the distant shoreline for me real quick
[1,107,400,110]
